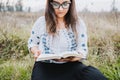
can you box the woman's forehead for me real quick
[53,0,70,3]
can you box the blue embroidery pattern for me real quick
[41,33,51,54]
[68,32,77,51]
[80,33,87,51]
[32,31,34,34]
[82,43,85,47]
[81,34,85,37]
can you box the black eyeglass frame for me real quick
[50,1,71,9]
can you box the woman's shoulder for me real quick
[35,16,46,25]
[32,16,46,32]
[37,16,45,21]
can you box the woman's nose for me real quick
[59,6,64,10]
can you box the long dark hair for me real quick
[45,0,78,37]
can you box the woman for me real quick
[28,0,107,80]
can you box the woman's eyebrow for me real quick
[52,1,71,4]
[52,1,60,4]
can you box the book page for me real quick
[36,51,81,61]
[36,54,61,61]
[61,51,81,58]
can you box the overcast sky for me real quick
[22,0,120,12]
[1,0,120,12]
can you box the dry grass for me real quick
[0,12,120,80]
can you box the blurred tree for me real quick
[111,0,118,12]
[15,0,23,12]
[82,5,89,13]
[6,0,14,12]
[0,0,5,12]
[6,0,11,11]
[111,0,118,28]
[28,7,31,12]
[0,1,1,11]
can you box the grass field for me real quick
[0,12,120,80]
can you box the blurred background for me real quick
[0,0,120,80]
[0,0,120,12]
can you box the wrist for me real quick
[31,46,39,54]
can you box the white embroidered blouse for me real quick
[28,16,88,63]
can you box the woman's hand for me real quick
[53,57,82,62]
[33,50,41,61]
[67,57,82,62]
[54,53,83,62]
[31,46,41,61]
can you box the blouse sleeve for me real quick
[27,16,45,51]
[76,18,88,59]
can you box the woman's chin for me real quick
[57,14,65,18]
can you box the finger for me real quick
[34,57,37,61]
[36,51,41,56]
[64,57,74,59]
[34,51,41,61]
[61,58,73,62]
[70,57,81,62]
[38,50,41,54]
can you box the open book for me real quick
[36,51,81,61]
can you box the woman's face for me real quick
[51,0,71,18]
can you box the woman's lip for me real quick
[58,12,64,14]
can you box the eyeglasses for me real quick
[50,1,71,9]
